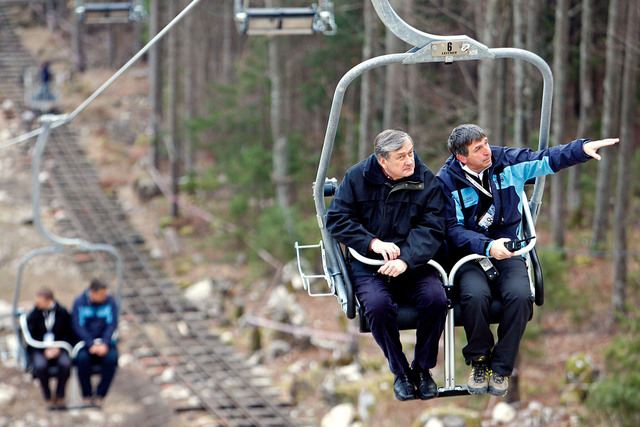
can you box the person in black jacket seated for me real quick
[26,287,74,410]
[326,129,448,401]
[71,278,119,408]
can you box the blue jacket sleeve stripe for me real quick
[451,191,466,225]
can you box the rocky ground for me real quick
[0,9,626,427]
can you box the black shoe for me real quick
[393,374,416,401]
[413,369,439,400]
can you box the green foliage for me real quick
[585,312,640,426]
[537,250,590,324]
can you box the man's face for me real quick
[457,137,492,173]
[378,140,415,180]
[35,295,52,310]
[89,288,108,305]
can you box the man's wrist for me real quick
[369,238,377,250]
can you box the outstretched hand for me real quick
[583,138,619,161]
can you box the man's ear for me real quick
[456,154,467,165]
[377,156,386,168]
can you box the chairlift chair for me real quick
[12,115,123,407]
[75,0,147,24]
[234,0,337,35]
[295,0,551,397]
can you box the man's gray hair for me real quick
[374,129,413,159]
[448,124,486,156]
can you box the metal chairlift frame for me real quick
[75,0,147,24]
[295,0,552,397]
[234,0,337,36]
[11,116,123,407]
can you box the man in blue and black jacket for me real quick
[71,278,118,407]
[436,123,617,397]
[326,129,448,401]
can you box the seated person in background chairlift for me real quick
[26,287,74,410]
[71,278,119,408]
[326,129,448,401]
[436,123,618,397]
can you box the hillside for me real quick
[1,4,636,427]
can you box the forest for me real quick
[140,0,640,423]
[9,0,640,424]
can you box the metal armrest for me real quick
[347,247,448,286]
[19,313,73,355]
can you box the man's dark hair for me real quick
[36,287,54,300]
[89,278,108,292]
[374,129,413,160]
[448,124,486,157]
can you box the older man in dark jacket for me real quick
[326,129,447,401]
[26,287,74,409]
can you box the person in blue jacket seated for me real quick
[326,129,448,401]
[26,287,74,410]
[436,123,618,397]
[71,278,119,408]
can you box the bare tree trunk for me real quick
[73,14,86,72]
[149,0,162,169]
[221,0,233,84]
[406,0,419,139]
[476,0,500,140]
[512,0,527,149]
[592,0,626,248]
[183,0,196,173]
[382,0,403,130]
[524,0,540,141]
[568,0,594,224]
[612,0,638,317]
[168,0,180,217]
[46,0,56,32]
[107,25,116,67]
[267,12,295,237]
[358,0,375,161]
[495,5,510,148]
[550,0,570,247]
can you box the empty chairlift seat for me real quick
[75,0,146,24]
[234,0,336,35]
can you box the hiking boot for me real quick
[393,374,416,401]
[488,372,509,396]
[467,357,490,395]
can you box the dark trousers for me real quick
[30,349,72,400]
[76,344,118,398]
[456,257,533,376]
[354,268,448,376]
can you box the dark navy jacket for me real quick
[436,139,591,258]
[326,153,446,277]
[26,302,74,348]
[71,291,118,346]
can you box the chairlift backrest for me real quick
[234,0,336,35]
[75,0,147,24]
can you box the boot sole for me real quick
[488,386,507,397]
[468,386,488,395]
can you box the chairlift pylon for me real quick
[295,0,551,398]
[75,0,147,24]
[234,0,336,36]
